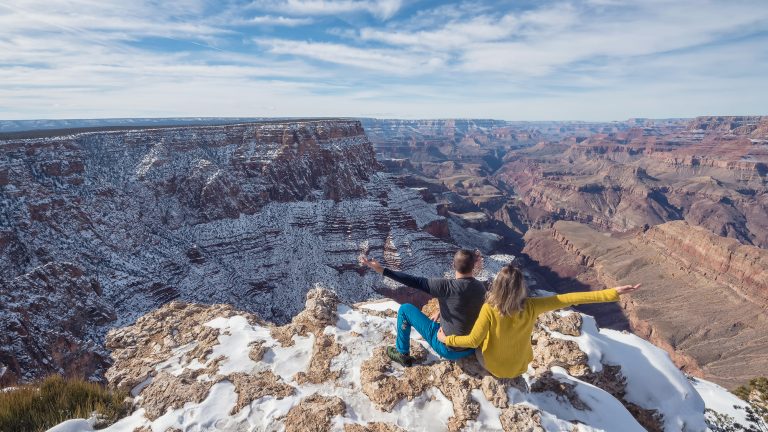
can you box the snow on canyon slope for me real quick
[1,120,481,384]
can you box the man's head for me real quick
[453,249,477,275]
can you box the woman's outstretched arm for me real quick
[530,284,641,315]
[439,303,492,348]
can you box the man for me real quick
[360,249,486,366]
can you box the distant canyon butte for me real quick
[1,116,767,390]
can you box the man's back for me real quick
[433,277,487,337]
[382,269,486,337]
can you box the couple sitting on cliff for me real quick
[359,250,641,378]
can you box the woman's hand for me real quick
[359,255,384,274]
[615,283,642,295]
[437,328,447,343]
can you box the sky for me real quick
[0,0,767,121]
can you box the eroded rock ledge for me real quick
[96,288,704,431]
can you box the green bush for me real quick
[0,375,128,432]
[734,377,768,432]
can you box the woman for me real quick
[437,263,641,378]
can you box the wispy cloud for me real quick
[247,0,403,20]
[255,38,445,74]
[246,15,314,26]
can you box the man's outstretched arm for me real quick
[382,268,431,293]
[360,256,436,294]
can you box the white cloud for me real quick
[348,0,768,77]
[247,0,402,20]
[0,1,230,41]
[255,38,445,74]
[358,14,520,50]
[246,15,314,26]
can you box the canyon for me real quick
[1,115,766,397]
[366,116,768,389]
[0,120,484,386]
[524,221,768,389]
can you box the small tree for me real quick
[733,377,768,432]
[705,408,743,432]
[703,378,768,432]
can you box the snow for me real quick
[551,313,707,431]
[150,381,239,431]
[48,299,736,432]
[358,300,400,312]
[46,419,96,432]
[467,389,503,431]
[205,316,271,375]
[131,376,153,397]
[691,377,751,426]
[547,367,645,432]
[393,388,454,431]
[266,333,315,381]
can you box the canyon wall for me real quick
[495,117,768,247]
[0,120,471,384]
[524,220,768,389]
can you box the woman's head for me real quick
[487,263,527,316]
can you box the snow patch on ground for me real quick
[692,377,751,426]
[358,300,401,313]
[551,313,706,431]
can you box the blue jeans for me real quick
[395,303,475,360]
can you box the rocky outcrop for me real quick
[104,301,262,393]
[0,262,115,385]
[61,287,707,432]
[283,394,346,432]
[524,221,768,389]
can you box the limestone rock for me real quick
[283,394,346,432]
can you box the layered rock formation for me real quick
[0,262,115,386]
[365,117,768,250]
[523,220,768,389]
[0,120,475,384]
[495,116,768,247]
[50,287,715,432]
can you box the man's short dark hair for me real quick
[453,249,476,274]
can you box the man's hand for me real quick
[359,255,384,274]
[615,283,642,295]
[472,249,484,277]
[437,327,447,343]
[429,310,440,322]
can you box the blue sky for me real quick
[1,0,767,120]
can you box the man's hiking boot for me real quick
[386,346,414,367]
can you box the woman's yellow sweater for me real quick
[445,289,620,378]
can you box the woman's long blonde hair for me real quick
[487,263,528,316]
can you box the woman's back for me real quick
[478,301,539,378]
[445,289,620,378]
